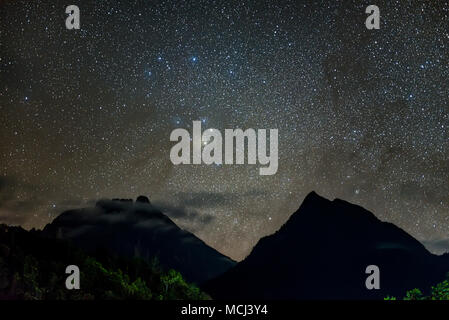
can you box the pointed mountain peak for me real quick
[205,193,447,300]
[286,191,331,222]
[136,195,151,204]
[277,191,385,238]
[292,191,380,222]
[44,197,236,284]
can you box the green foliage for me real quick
[22,255,43,299]
[0,224,209,300]
[386,273,449,300]
[404,288,423,300]
[429,279,449,300]
[160,269,208,300]
[81,257,153,299]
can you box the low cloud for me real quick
[53,199,214,238]
[0,175,45,225]
[171,190,267,209]
[152,201,214,225]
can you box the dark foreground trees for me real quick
[0,224,209,300]
[385,274,449,300]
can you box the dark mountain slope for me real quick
[203,191,449,299]
[43,198,235,284]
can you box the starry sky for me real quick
[0,0,448,260]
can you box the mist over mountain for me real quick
[422,239,449,255]
[203,191,449,299]
[43,196,235,284]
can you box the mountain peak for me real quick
[301,191,330,208]
[136,195,151,204]
[303,190,325,202]
[286,191,381,229]
[44,198,235,284]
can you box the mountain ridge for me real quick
[43,197,236,285]
[203,191,449,299]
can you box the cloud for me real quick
[170,190,267,209]
[0,176,11,189]
[174,192,232,208]
[151,190,268,232]
[152,201,214,225]
[0,176,16,204]
[422,239,449,255]
[52,199,214,239]
[83,199,215,227]
[57,199,92,207]
[0,175,45,225]
[0,175,94,226]
[399,181,446,204]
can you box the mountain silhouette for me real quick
[203,191,449,299]
[43,197,235,284]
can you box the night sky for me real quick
[0,0,448,260]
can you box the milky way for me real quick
[0,0,448,260]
